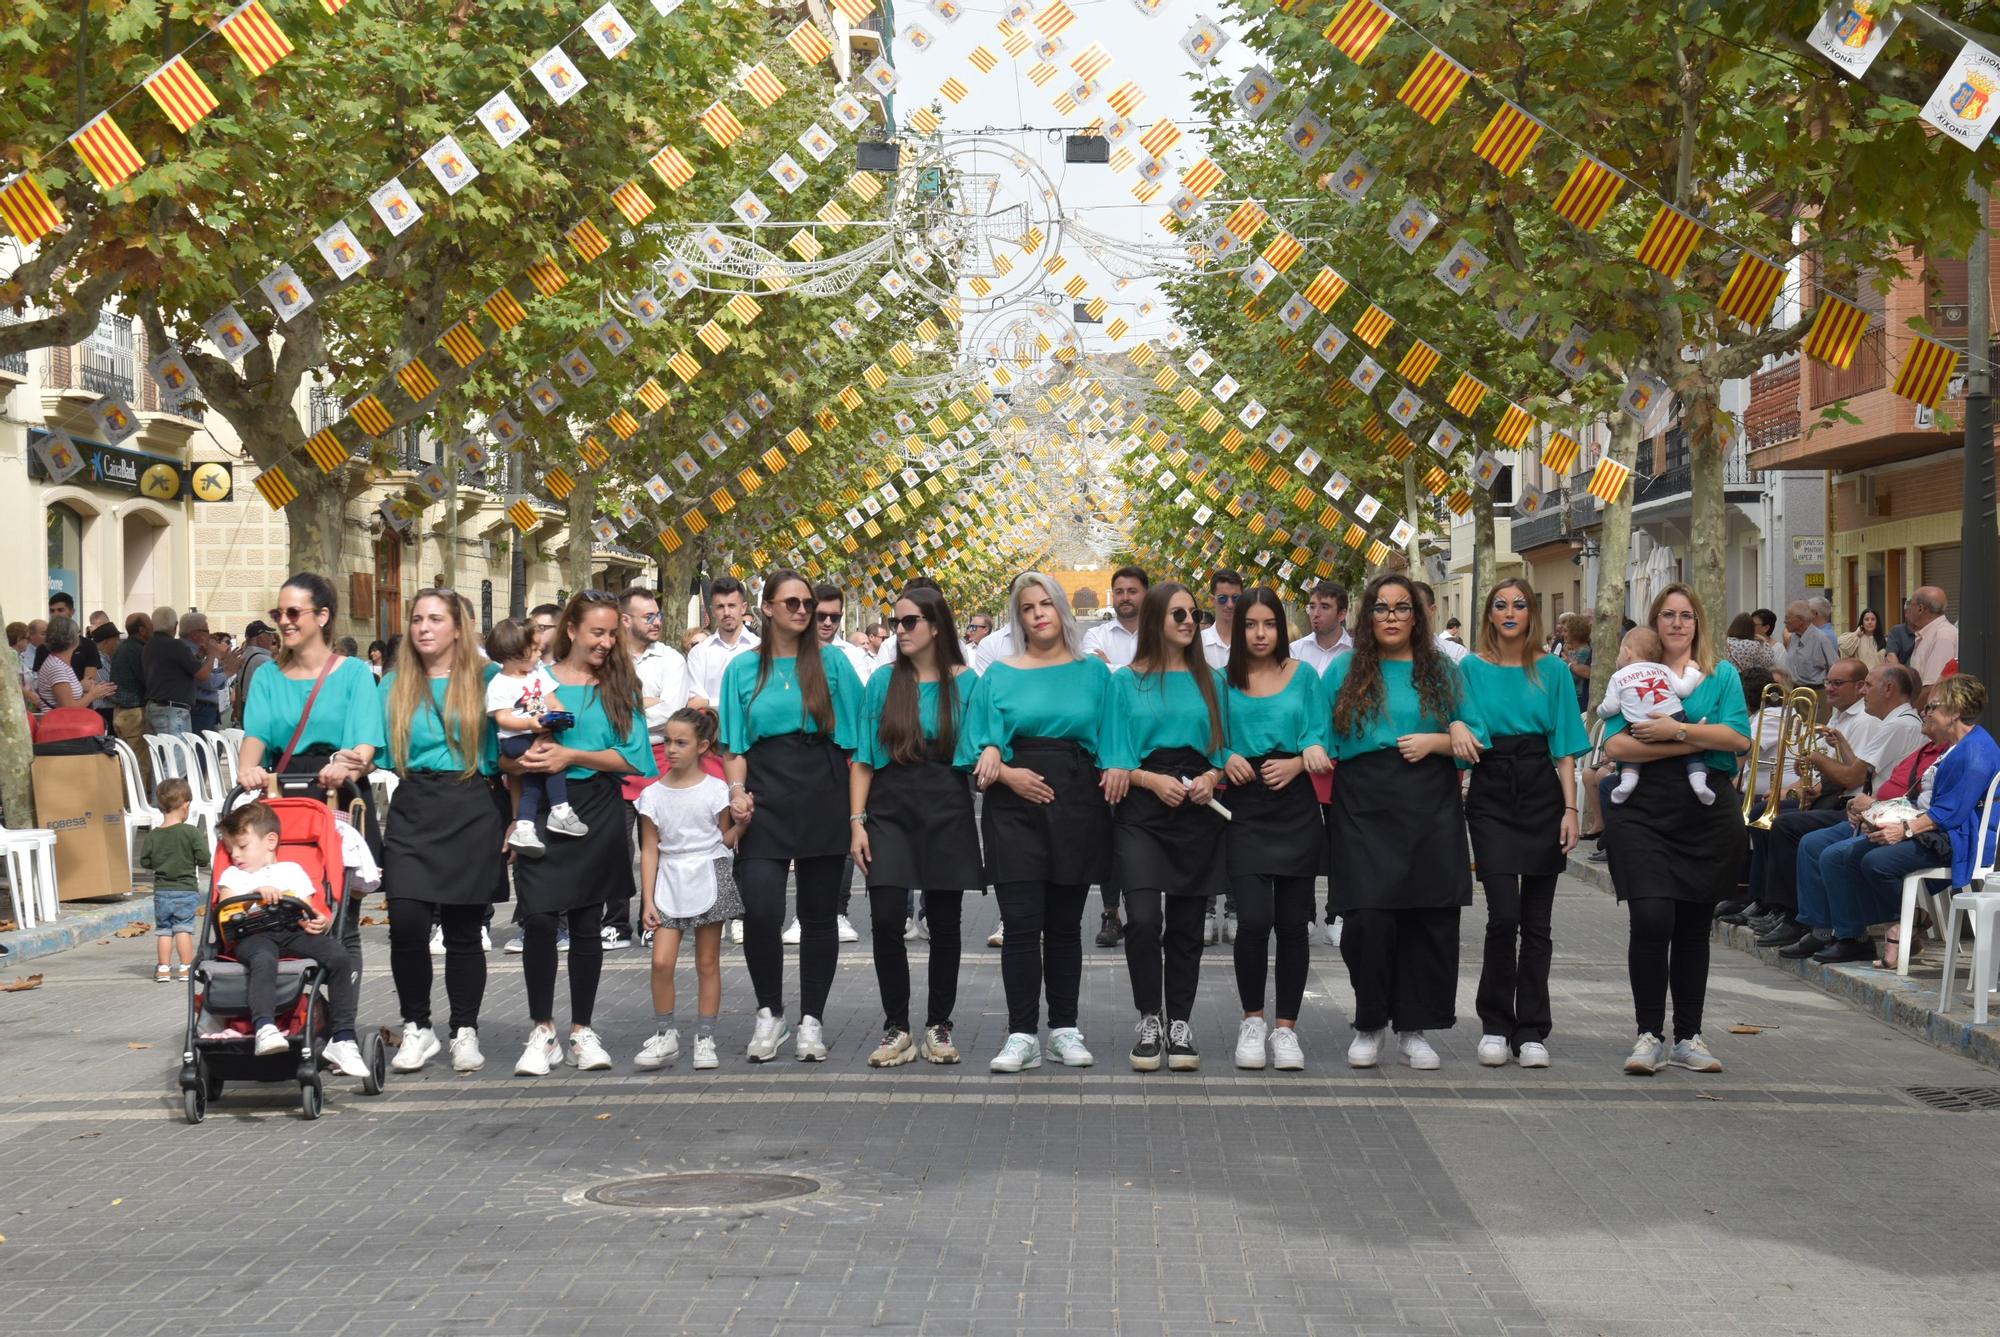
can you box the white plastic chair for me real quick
[110,738,163,864]
[1937,772,2000,1021]
[0,829,60,929]
[156,735,221,839]
[1897,867,1955,977]
[202,730,238,793]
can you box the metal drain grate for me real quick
[1902,1086,2000,1112]
[581,1172,820,1209]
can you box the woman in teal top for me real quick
[962,572,1112,1074]
[719,570,866,1065]
[1325,573,1482,1073]
[1218,588,1332,1072]
[1458,579,1591,1072]
[1600,583,1750,1077]
[377,589,506,1075]
[1099,582,1230,1073]
[848,586,982,1068]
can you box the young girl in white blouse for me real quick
[634,708,744,1071]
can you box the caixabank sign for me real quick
[27,428,232,503]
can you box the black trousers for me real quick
[738,855,845,1019]
[1474,874,1557,1049]
[1320,802,1337,921]
[1765,807,1849,913]
[1231,874,1314,1019]
[602,801,638,937]
[387,898,487,1032]
[1122,891,1206,1021]
[522,903,603,1026]
[868,887,964,1031]
[1747,797,1802,910]
[1627,897,1710,1041]
[1100,852,1121,913]
[1340,907,1459,1033]
[838,855,855,918]
[993,881,1089,1034]
[237,928,356,1035]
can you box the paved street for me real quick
[3,874,1999,1337]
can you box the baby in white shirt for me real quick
[1598,627,1712,805]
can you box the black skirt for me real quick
[738,732,849,861]
[1603,758,1745,903]
[1328,749,1472,912]
[1114,746,1228,897]
[1463,734,1567,878]
[381,771,510,906]
[981,737,1110,886]
[1224,754,1326,879]
[513,772,634,914]
[866,750,985,891]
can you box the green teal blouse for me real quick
[1458,655,1591,759]
[1100,668,1231,771]
[531,677,656,781]
[1322,656,1471,761]
[853,669,975,770]
[1225,662,1332,763]
[718,650,865,754]
[242,656,387,757]
[1601,657,1751,776]
[378,666,501,775]
[960,656,1110,761]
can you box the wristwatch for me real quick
[849,812,868,825]
[1675,725,1688,742]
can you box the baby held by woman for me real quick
[1598,627,1712,806]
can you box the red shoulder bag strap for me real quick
[266,654,342,795]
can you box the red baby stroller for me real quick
[177,791,387,1122]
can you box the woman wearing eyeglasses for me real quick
[849,587,983,1067]
[1600,583,1749,1076]
[964,572,1112,1073]
[1218,588,1332,1071]
[1325,573,1481,1070]
[720,570,867,1064]
[1458,579,1589,1070]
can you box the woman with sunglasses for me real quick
[1325,573,1482,1070]
[1219,588,1331,1071]
[964,572,1112,1073]
[849,587,982,1067]
[720,570,867,1064]
[1100,583,1231,1072]
[1458,579,1589,1069]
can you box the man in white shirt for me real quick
[965,611,996,646]
[1199,568,1245,671]
[1414,581,1468,664]
[1082,565,1146,670]
[685,577,759,708]
[1289,580,1352,672]
[813,583,876,681]
[1903,586,1959,686]
[601,586,691,951]
[972,619,1015,673]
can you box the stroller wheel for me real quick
[360,1031,387,1096]
[181,1086,205,1125]
[300,1078,324,1121]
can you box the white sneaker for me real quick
[781,919,802,945]
[1048,1027,1094,1067]
[1624,1032,1668,1075]
[1221,912,1238,944]
[913,916,930,940]
[988,1032,1042,1072]
[507,820,544,855]
[1234,1016,1270,1070]
[1204,912,1220,946]
[566,1027,612,1071]
[504,934,525,954]
[692,1034,719,1069]
[1347,1028,1383,1068]
[600,924,632,950]
[1329,915,1343,947]
[1669,1034,1723,1073]
[986,925,1005,948]
[1400,1032,1441,1070]
[745,1007,791,1062]
[254,1024,288,1056]
[635,1029,680,1070]
[450,1027,484,1072]
[730,918,744,945]
[428,925,446,956]
[322,1039,369,1077]
[1517,1041,1551,1069]
[836,914,859,943]
[1477,1034,1510,1068]
[1269,1026,1305,1071]
[545,802,590,837]
[795,1015,828,1061]
[480,928,493,952]
[904,917,920,940]
[392,1022,441,1073]
[514,1024,562,1076]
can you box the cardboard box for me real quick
[30,753,132,900]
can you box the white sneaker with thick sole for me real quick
[480,928,493,952]
[836,914,860,943]
[545,803,590,837]
[322,1039,369,1077]
[1048,1027,1094,1067]
[1221,913,1238,945]
[1517,1041,1551,1069]
[514,1024,562,1076]
[1234,1016,1270,1070]
[1400,1032,1441,1070]
[428,925,446,957]
[795,1015,828,1061]
[1326,916,1343,948]
[1204,913,1220,946]
[450,1027,484,1072]
[986,926,1005,948]
[745,1008,791,1062]
[1476,1034,1510,1068]
[254,1024,289,1056]
[988,1032,1042,1072]
[729,919,744,945]
[599,924,632,950]
[1347,1028,1383,1069]
[1269,1026,1305,1071]
[1624,1032,1668,1075]
[566,1027,613,1071]
[392,1022,441,1073]
[903,917,920,940]
[781,919,802,945]
[635,1029,680,1070]
[507,820,545,856]
[503,934,525,954]
[692,1034,719,1070]
[1669,1034,1722,1073]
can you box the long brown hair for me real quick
[1334,573,1460,737]
[1131,582,1226,756]
[385,590,487,780]
[1648,581,1716,673]
[754,569,835,734]
[1477,577,1544,687]
[879,586,966,765]
[552,589,641,738]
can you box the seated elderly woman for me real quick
[1789,675,2000,965]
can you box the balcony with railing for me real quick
[1509,485,1574,552]
[0,308,27,377]
[1633,442,1756,510]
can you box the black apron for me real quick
[1224,753,1326,879]
[1328,749,1473,912]
[866,745,985,890]
[981,736,1110,886]
[513,772,634,914]
[1114,746,1228,896]
[1602,758,1745,903]
[381,770,510,906]
[273,746,381,860]
[1463,734,1567,877]
[738,732,849,861]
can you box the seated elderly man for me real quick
[1789,675,2000,964]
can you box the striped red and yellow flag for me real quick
[438,322,485,368]
[69,113,144,190]
[1302,266,1349,311]
[0,173,61,244]
[611,180,655,226]
[1198,406,1225,433]
[786,20,833,65]
[712,485,738,512]
[1472,102,1543,177]
[786,426,812,453]
[483,288,527,331]
[1890,334,1959,409]
[1174,387,1202,414]
[682,507,708,534]
[1224,200,1268,240]
[697,102,745,148]
[1263,232,1304,272]
[1360,415,1387,443]
[727,293,761,324]
[1072,41,1113,82]
[742,64,786,109]
[862,363,888,391]
[761,446,786,473]
[1385,434,1415,461]
[1181,158,1224,198]
[396,359,439,403]
[320,0,351,12]
[349,394,394,438]
[1634,204,1704,282]
[1422,464,1450,494]
[303,428,347,475]
[1540,431,1581,475]
[818,199,851,228]
[1085,296,1108,320]
[218,1,294,78]
[968,45,999,74]
[579,437,609,468]
[143,56,220,133]
[1107,81,1145,118]
[660,527,683,553]
[935,81,966,108]
[789,230,822,260]
[1323,0,1395,63]
[636,379,669,413]
[667,348,701,383]
[566,220,610,263]
[1027,61,1059,88]
[1494,403,1534,449]
[831,0,876,24]
[1397,341,1441,386]
[1353,305,1395,347]
[507,498,539,531]
[1716,251,1787,329]
[696,320,732,354]
[253,465,298,510]
[610,406,642,437]
[649,146,694,190]
[1802,294,1870,370]
[1033,0,1077,38]
[1140,118,1183,157]
[837,385,863,411]
[544,466,576,501]
[1552,156,1625,232]
[1105,316,1130,340]
[1397,49,1469,124]
[999,24,1030,58]
[1064,274,1089,299]
[1445,488,1473,516]
[1446,372,1487,417]
[1343,523,1366,550]
[525,257,569,297]
[1586,457,1631,502]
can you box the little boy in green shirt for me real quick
[140,778,210,983]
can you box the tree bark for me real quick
[562,477,597,596]
[0,637,36,829]
[1472,484,1498,609]
[1400,458,1422,569]
[291,474,346,579]
[1590,415,1646,709]
[1682,378,1731,626]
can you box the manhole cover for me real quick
[1903,1085,2000,1112]
[581,1172,821,1209]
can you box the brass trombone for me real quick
[1745,684,1828,830]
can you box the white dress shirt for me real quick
[1199,626,1232,670]
[831,637,875,681]
[971,623,1016,674]
[1080,620,1139,668]
[1856,701,1925,793]
[1435,633,1470,665]
[633,640,691,747]
[1288,630,1352,674]
[686,630,759,705]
